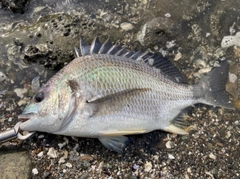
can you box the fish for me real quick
[18,37,240,152]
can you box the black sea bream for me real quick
[18,37,240,152]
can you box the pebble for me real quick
[59,150,68,164]
[173,51,182,61]
[193,59,207,68]
[229,72,237,83]
[144,161,152,172]
[66,163,72,168]
[166,40,176,48]
[164,13,171,17]
[47,147,58,158]
[165,141,172,149]
[58,142,67,149]
[32,168,38,175]
[80,154,94,161]
[8,117,12,122]
[133,164,139,170]
[58,157,65,164]
[37,151,44,158]
[226,131,231,138]
[17,99,27,106]
[221,32,240,48]
[73,143,79,151]
[0,71,8,82]
[198,67,212,74]
[206,32,211,37]
[38,134,45,139]
[80,173,89,179]
[120,22,134,31]
[98,161,104,171]
[168,154,175,159]
[148,58,154,66]
[209,152,216,160]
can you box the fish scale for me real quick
[18,37,240,153]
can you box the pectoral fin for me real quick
[98,136,130,153]
[88,88,150,117]
[58,80,83,132]
[88,88,150,103]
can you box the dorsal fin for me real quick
[74,37,187,83]
[90,37,102,54]
[99,38,112,54]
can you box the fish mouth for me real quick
[18,113,34,122]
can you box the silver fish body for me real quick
[18,37,239,152]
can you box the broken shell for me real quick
[14,88,27,98]
[174,51,182,61]
[47,147,58,158]
[144,161,152,172]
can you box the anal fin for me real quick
[98,136,130,153]
[165,107,196,135]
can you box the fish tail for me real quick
[194,62,240,109]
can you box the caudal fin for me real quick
[194,62,240,109]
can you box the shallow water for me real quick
[0,0,240,178]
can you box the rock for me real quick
[0,150,31,179]
[32,168,38,175]
[221,32,240,48]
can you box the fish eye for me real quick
[34,92,44,103]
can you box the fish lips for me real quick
[18,113,34,122]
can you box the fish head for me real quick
[18,79,72,133]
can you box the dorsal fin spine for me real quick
[75,37,188,84]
